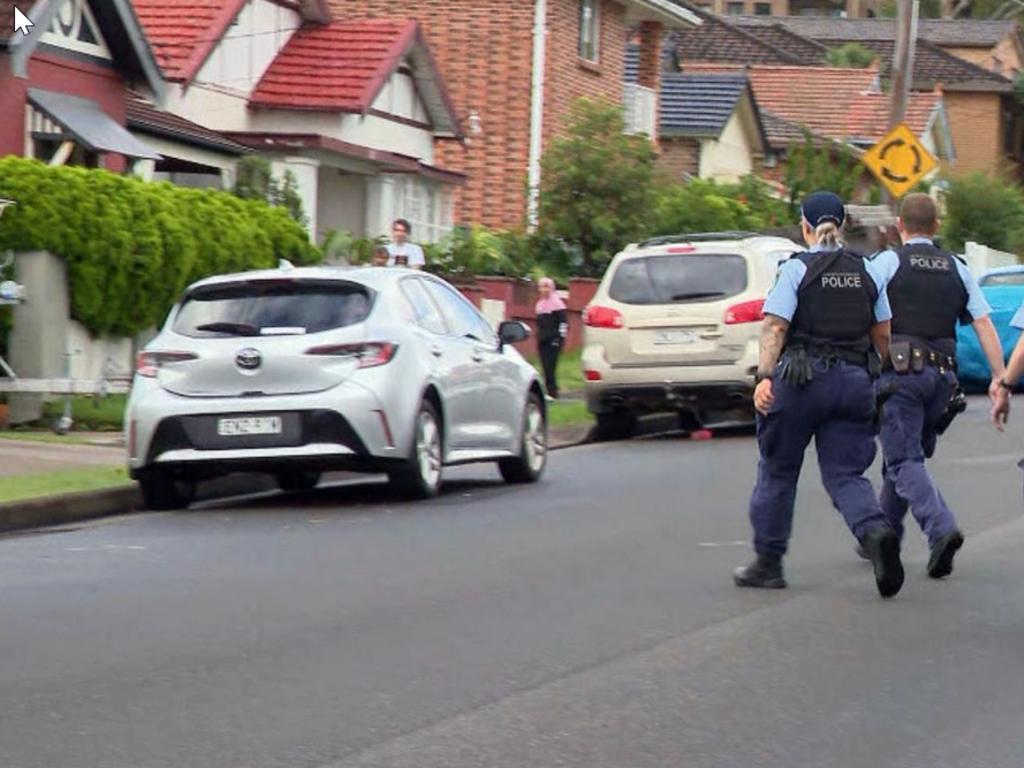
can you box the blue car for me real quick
[957,266,1024,389]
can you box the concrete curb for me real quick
[0,430,596,535]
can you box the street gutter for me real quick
[0,426,595,536]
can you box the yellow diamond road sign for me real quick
[862,122,938,199]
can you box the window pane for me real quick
[422,279,495,343]
[578,0,598,61]
[727,2,745,14]
[400,278,447,335]
[609,254,748,305]
[755,2,772,14]
[173,280,373,337]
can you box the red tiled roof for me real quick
[684,63,941,149]
[249,19,418,112]
[132,0,247,82]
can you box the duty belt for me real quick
[804,344,869,368]
[887,339,957,374]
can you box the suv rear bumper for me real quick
[586,380,753,416]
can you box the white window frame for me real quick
[41,0,112,60]
[578,0,600,63]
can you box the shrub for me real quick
[941,172,1024,254]
[650,176,792,237]
[825,43,877,69]
[0,157,320,338]
[538,98,659,277]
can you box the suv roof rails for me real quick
[638,231,761,248]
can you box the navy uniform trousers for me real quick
[749,360,889,556]
[877,368,959,546]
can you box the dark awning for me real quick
[28,88,161,160]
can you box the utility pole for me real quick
[889,0,920,130]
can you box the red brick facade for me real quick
[333,0,646,230]
[0,52,131,172]
[658,138,700,181]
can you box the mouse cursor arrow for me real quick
[13,7,34,36]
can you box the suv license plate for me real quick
[217,416,283,436]
[654,330,697,345]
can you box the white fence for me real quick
[963,241,1019,277]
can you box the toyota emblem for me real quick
[236,348,262,370]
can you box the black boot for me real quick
[927,531,965,579]
[734,553,787,589]
[861,527,904,598]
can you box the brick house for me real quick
[730,15,1023,177]
[690,0,881,16]
[331,0,700,230]
[0,1,248,184]
[626,47,768,183]
[132,0,466,244]
[683,62,953,200]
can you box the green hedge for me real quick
[0,157,320,338]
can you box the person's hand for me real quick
[988,377,1003,404]
[754,378,774,415]
[991,384,1010,432]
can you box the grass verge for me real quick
[548,399,592,429]
[0,431,95,446]
[0,467,131,504]
[41,394,127,431]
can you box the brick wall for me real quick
[334,1,636,230]
[543,0,628,148]
[658,137,700,180]
[945,91,1004,176]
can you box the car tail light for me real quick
[305,342,398,368]
[666,244,696,253]
[136,351,198,378]
[724,299,766,325]
[584,370,602,381]
[583,306,624,329]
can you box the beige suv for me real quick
[582,232,802,439]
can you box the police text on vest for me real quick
[909,255,951,271]
[822,273,862,289]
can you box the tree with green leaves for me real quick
[538,98,659,277]
[941,172,1024,253]
[826,43,878,69]
[784,132,864,213]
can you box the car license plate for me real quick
[217,416,283,436]
[654,329,697,345]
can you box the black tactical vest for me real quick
[788,248,877,352]
[887,241,969,355]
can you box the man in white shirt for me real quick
[386,218,425,270]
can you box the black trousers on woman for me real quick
[538,340,561,398]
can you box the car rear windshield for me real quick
[980,272,1024,287]
[609,254,748,305]
[173,280,373,338]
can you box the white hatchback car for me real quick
[127,266,548,509]
[582,232,802,439]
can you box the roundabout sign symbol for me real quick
[862,123,937,199]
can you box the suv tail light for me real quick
[583,305,624,329]
[136,351,198,378]
[724,299,765,325]
[305,342,398,368]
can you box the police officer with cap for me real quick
[735,191,904,599]
[869,193,1008,578]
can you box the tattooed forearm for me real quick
[758,315,789,376]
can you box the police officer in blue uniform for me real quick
[869,193,1008,578]
[735,191,905,598]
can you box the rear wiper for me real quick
[196,322,260,336]
[670,291,726,302]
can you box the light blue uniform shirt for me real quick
[763,244,893,323]
[870,237,989,323]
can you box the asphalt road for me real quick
[3,399,1024,768]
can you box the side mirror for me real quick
[498,320,530,347]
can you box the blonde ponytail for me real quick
[814,221,842,248]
